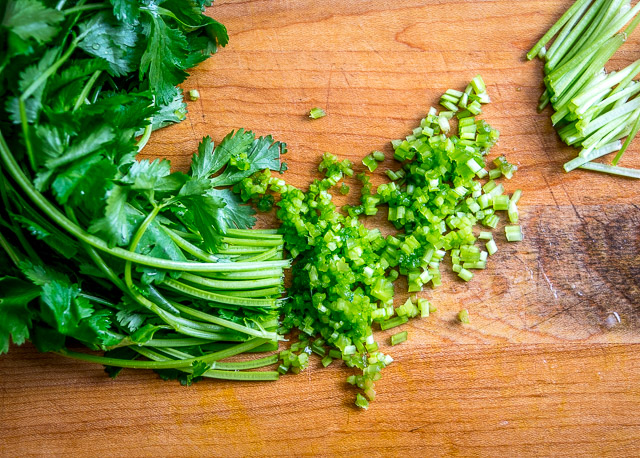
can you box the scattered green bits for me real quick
[355,393,370,410]
[188,89,200,101]
[458,309,470,324]
[309,107,326,119]
[390,331,408,346]
[505,225,523,242]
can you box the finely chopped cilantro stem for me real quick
[237,76,522,406]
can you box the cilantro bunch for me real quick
[0,0,289,382]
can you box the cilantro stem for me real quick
[161,278,281,308]
[0,231,21,266]
[56,338,269,369]
[149,347,279,370]
[527,0,592,60]
[124,205,161,294]
[0,170,42,263]
[132,347,279,380]
[169,301,278,340]
[144,338,215,347]
[180,272,283,290]
[73,70,102,112]
[63,3,109,15]
[21,34,86,101]
[18,99,37,171]
[164,227,219,262]
[579,161,640,178]
[612,108,640,165]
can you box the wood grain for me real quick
[2,0,640,455]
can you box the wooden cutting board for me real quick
[2,0,640,455]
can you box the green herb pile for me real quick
[238,76,523,408]
[0,0,292,382]
[528,0,640,178]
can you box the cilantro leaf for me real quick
[51,154,116,209]
[181,194,226,251]
[210,188,256,230]
[115,298,150,333]
[1,0,64,44]
[109,0,141,23]
[5,47,58,123]
[0,276,40,353]
[140,15,190,104]
[121,158,171,191]
[130,323,162,344]
[19,261,68,285]
[88,185,133,247]
[78,11,141,77]
[142,87,187,134]
[156,0,228,67]
[39,279,93,336]
[210,135,285,186]
[190,130,255,179]
[43,124,115,171]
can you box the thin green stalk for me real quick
[545,0,601,71]
[161,278,281,308]
[222,236,282,247]
[151,347,279,370]
[0,170,42,263]
[0,231,21,266]
[144,338,215,347]
[21,32,89,100]
[63,2,108,14]
[612,111,640,164]
[224,229,283,240]
[133,347,279,380]
[164,226,220,262]
[571,60,640,110]
[564,139,621,171]
[527,0,592,60]
[579,95,640,137]
[73,70,102,111]
[124,205,161,292]
[199,268,285,280]
[179,272,283,290]
[579,161,640,177]
[552,34,625,116]
[561,0,617,66]
[169,301,278,339]
[239,247,282,262]
[56,338,269,369]
[220,287,283,298]
[18,99,37,171]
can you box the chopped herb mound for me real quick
[309,107,326,119]
[238,76,523,407]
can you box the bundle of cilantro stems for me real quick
[0,1,523,408]
[528,0,640,178]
